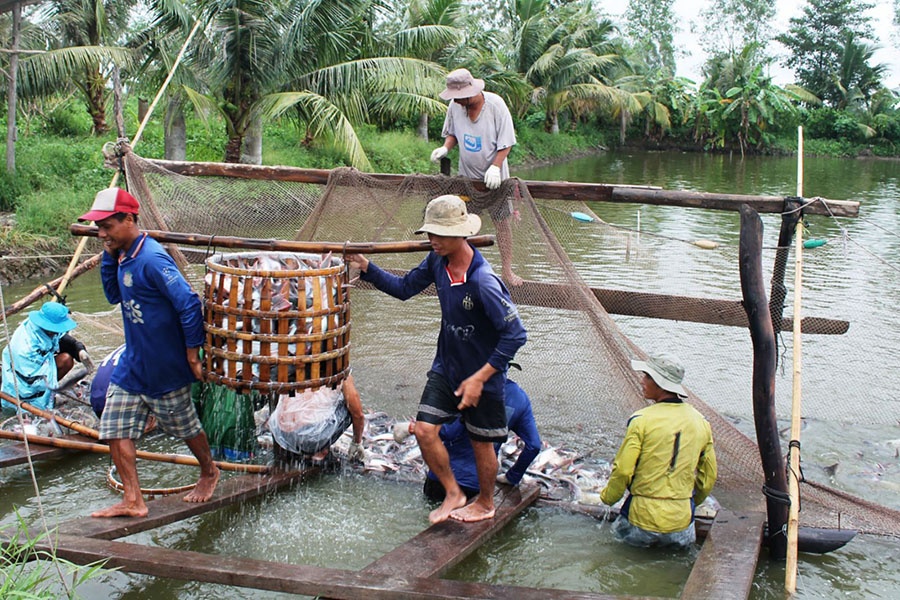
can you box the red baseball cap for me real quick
[78,187,140,222]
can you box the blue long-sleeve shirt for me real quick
[360,247,526,396]
[101,233,204,397]
[426,380,541,490]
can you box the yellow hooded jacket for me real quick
[600,399,717,534]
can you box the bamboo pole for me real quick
[785,126,805,594]
[69,225,496,254]
[0,390,99,438]
[0,430,269,474]
[146,158,861,217]
[2,252,101,318]
[55,17,205,298]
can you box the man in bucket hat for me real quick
[347,195,527,524]
[80,187,220,517]
[1,301,90,412]
[430,68,523,286]
[599,354,717,548]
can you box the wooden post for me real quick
[739,205,789,559]
[5,2,21,173]
[785,127,805,594]
[769,196,803,355]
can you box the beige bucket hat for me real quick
[415,195,482,237]
[631,354,687,397]
[439,68,486,100]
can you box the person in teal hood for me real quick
[1,301,84,412]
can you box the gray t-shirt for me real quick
[441,91,516,180]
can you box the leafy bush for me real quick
[0,170,26,211]
[43,102,93,137]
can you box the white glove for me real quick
[78,349,95,373]
[484,164,502,189]
[348,441,365,461]
[496,472,512,485]
[430,146,449,162]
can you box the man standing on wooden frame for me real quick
[80,187,219,518]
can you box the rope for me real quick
[538,202,720,249]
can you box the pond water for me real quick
[1,149,898,599]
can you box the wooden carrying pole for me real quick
[0,430,269,474]
[0,390,268,474]
[785,127,805,594]
[69,225,495,254]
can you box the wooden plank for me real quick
[680,510,766,600]
[147,158,859,217]
[356,275,849,334]
[55,468,310,540]
[362,483,541,579]
[37,532,655,600]
[0,440,69,467]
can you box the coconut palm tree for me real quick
[28,0,139,134]
[508,0,624,133]
[186,0,444,166]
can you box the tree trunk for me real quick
[164,95,187,161]
[112,64,126,138]
[620,110,628,145]
[224,135,243,163]
[6,3,21,174]
[138,98,149,124]
[417,113,429,141]
[86,65,108,135]
[241,117,263,165]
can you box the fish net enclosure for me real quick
[73,149,898,538]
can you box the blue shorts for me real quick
[99,383,203,441]
[416,370,507,443]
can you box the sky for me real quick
[605,0,900,89]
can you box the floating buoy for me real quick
[803,239,827,249]
[692,239,719,250]
[570,211,594,222]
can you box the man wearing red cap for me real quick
[80,187,219,518]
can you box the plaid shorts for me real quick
[99,383,203,441]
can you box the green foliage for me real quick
[777,0,877,106]
[0,170,26,211]
[43,102,93,137]
[1,512,108,599]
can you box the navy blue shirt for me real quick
[361,246,526,396]
[101,234,204,397]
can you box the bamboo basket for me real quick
[203,252,350,393]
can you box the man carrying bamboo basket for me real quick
[79,187,219,518]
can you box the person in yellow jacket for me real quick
[600,354,717,548]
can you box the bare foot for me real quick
[428,491,468,524]
[91,501,149,519]
[184,466,220,503]
[450,502,495,523]
[503,271,524,286]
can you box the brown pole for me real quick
[69,224,495,254]
[0,390,99,438]
[0,430,270,474]
[739,204,788,558]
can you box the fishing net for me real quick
[53,148,900,538]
